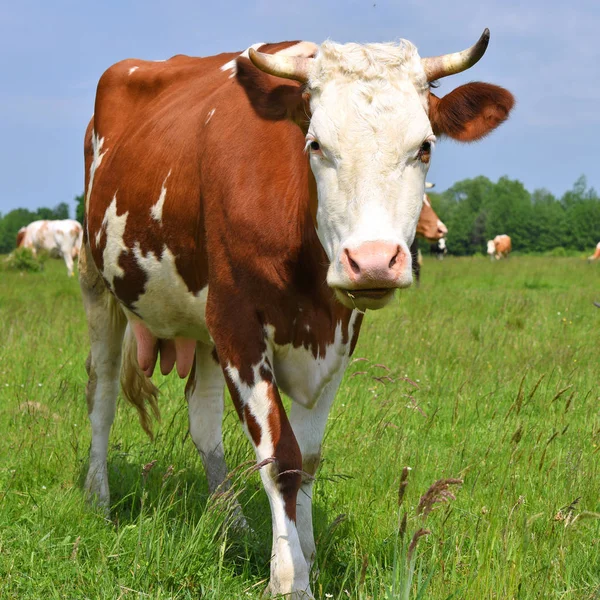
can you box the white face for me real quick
[487,240,496,255]
[306,44,433,310]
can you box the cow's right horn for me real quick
[249,48,312,83]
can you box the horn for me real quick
[425,182,435,189]
[248,48,311,83]
[421,28,490,82]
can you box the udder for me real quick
[132,321,197,378]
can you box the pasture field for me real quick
[0,256,599,599]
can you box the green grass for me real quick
[0,256,599,599]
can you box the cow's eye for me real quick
[310,141,321,152]
[417,140,432,164]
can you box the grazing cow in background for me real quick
[81,31,513,598]
[430,237,448,259]
[487,234,512,260]
[411,182,448,284]
[17,219,83,276]
[588,242,600,262]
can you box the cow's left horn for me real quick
[421,28,490,81]
[248,48,311,83]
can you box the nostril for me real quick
[388,246,401,269]
[345,249,360,274]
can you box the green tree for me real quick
[75,194,85,223]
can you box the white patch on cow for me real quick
[423,195,431,207]
[204,108,216,125]
[86,130,107,218]
[100,196,129,287]
[128,66,139,75]
[438,237,446,250]
[128,245,211,342]
[225,358,274,458]
[267,310,359,409]
[150,170,172,222]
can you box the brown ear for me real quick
[236,57,310,131]
[429,83,514,142]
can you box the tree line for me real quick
[425,175,600,256]
[1,177,599,256]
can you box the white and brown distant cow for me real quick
[17,219,83,276]
[411,182,448,283]
[588,242,600,262]
[487,234,512,260]
[81,31,513,598]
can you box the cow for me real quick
[431,237,448,259]
[411,183,448,284]
[17,219,83,276]
[487,234,512,260]
[588,242,600,262]
[81,31,513,598]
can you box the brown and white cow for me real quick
[411,182,448,284]
[487,234,512,259]
[81,31,513,598]
[17,219,83,276]
[588,241,600,262]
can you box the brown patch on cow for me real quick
[16,229,26,248]
[429,83,515,142]
[111,250,148,310]
[266,384,302,521]
[243,404,262,446]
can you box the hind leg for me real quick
[62,250,75,277]
[79,244,126,508]
[186,343,230,493]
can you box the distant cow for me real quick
[588,242,600,262]
[411,183,448,284]
[430,237,448,259]
[487,234,511,260]
[17,219,83,276]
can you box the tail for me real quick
[120,324,160,438]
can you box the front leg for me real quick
[289,370,345,571]
[224,352,312,599]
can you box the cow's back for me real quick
[85,44,311,339]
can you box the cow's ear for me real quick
[429,83,514,142]
[236,57,310,131]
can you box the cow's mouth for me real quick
[334,287,397,310]
[342,288,393,299]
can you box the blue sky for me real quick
[1,0,598,215]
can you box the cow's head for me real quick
[16,227,26,248]
[487,240,496,255]
[250,30,513,310]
